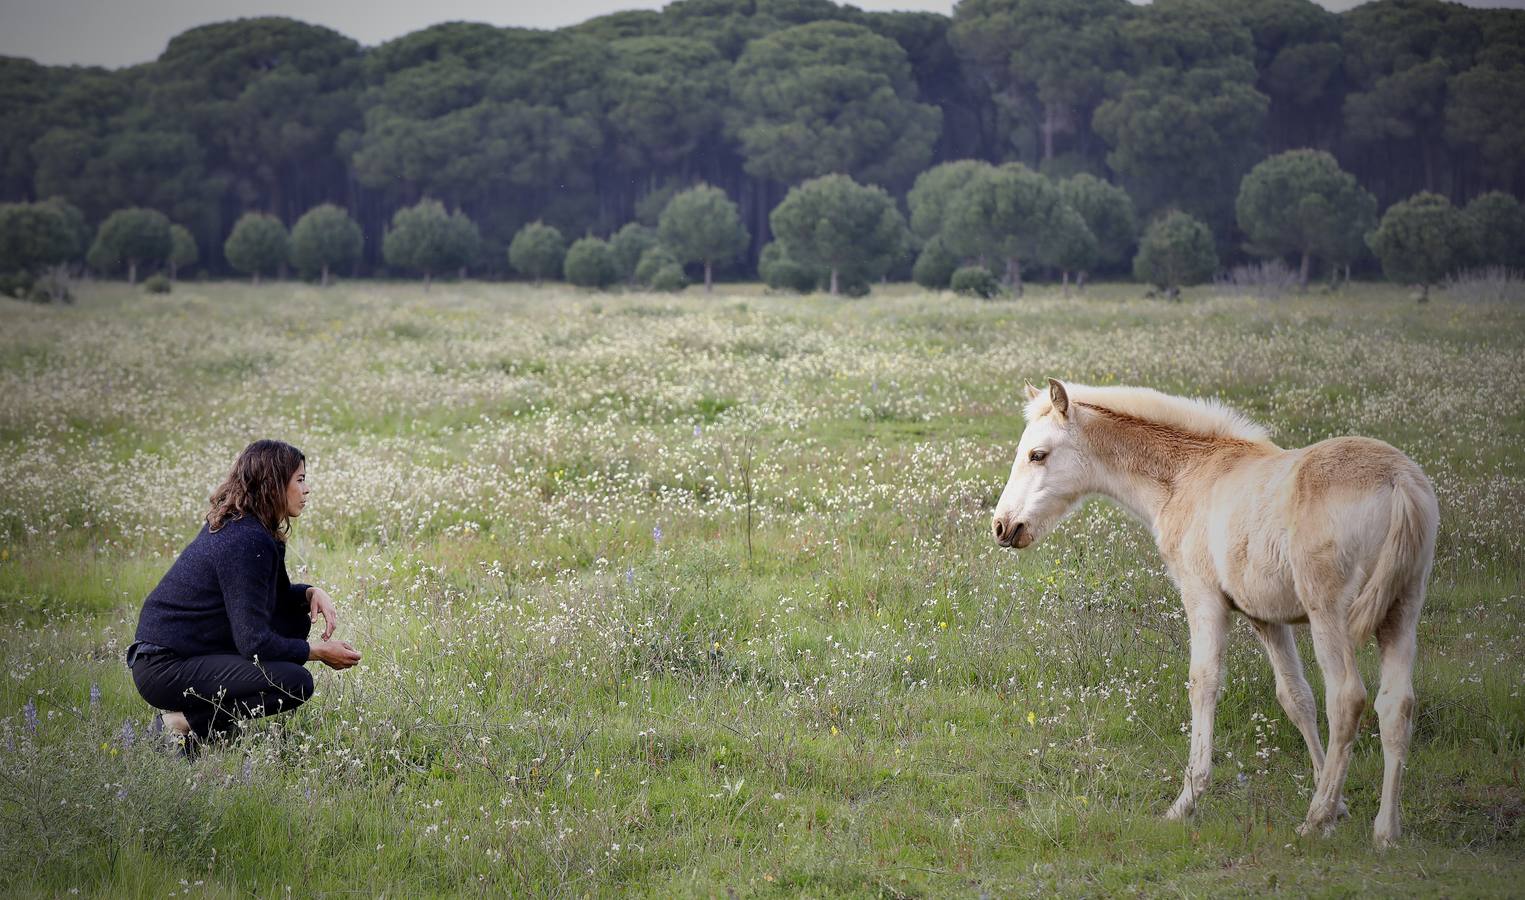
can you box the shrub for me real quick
[290,205,362,285]
[143,274,172,294]
[950,266,1000,298]
[634,246,685,291]
[647,263,688,293]
[224,213,289,284]
[508,222,567,283]
[911,237,958,290]
[1133,211,1218,295]
[564,237,617,288]
[758,243,817,294]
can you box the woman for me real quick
[126,439,361,750]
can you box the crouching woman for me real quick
[126,439,360,748]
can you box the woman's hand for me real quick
[309,639,361,670]
[307,587,338,641]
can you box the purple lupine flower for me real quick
[624,566,635,586]
[23,699,38,734]
[241,755,254,783]
[148,714,163,736]
[89,682,101,711]
[119,719,136,750]
[115,787,128,801]
[652,524,663,545]
[693,424,702,437]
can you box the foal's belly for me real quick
[1199,463,1306,623]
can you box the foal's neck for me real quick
[1078,403,1235,524]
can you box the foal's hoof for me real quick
[1373,818,1400,849]
[1163,800,1193,822]
[1295,818,1337,839]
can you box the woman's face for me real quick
[285,462,309,518]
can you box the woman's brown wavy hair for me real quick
[206,439,305,541]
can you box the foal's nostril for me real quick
[1013,522,1028,545]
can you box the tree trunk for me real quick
[425,271,432,292]
[1042,104,1056,162]
[1007,257,1023,297]
[1418,283,1429,303]
[830,266,839,297]
[1299,249,1311,288]
[321,264,330,287]
[704,260,713,293]
[1078,270,1088,291]
[1062,270,1070,297]
[128,260,137,285]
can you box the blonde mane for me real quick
[1025,383,1272,444]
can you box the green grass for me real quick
[0,280,1521,897]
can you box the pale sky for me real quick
[0,0,1519,69]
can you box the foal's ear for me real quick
[1047,378,1069,417]
[1024,382,1041,402]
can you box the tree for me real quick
[634,245,687,292]
[658,185,748,293]
[1046,206,1099,294]
[727,21,942,186]
[1236,150,1379,287]
[1463,191,1525,270]
[0,202,78,277]
[941,163,1067,294]
[1367,192,1472,301]
[610,223,659,284]
[769,174,908,296]
[907,160,993,242]
[382,199,475,289]
[90,208,172,284]
[169,225,198,281]
[1133,210,1218,297]
[224,213,290,284]
[758,242,820,294]
[508,222,567,284]
[950,0,1129,164]
[563,237,617,288]
[290,204,362,285]
[1058,174,1137,284]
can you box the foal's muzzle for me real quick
[991,518,1032,549]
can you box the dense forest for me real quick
[0,0,1522,282]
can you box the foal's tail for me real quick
[1348,468,1439,645]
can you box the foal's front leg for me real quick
[1166,591,1230,820]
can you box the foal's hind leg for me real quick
[1298,609,1367,837]
[1372,597,1420,848]
[1250,621,1347,820]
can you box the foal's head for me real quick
[992,379,1088,550]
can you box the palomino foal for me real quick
[992,380,1437,847]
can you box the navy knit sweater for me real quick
[133,515,312,663]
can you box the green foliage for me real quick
[1236,150,1377,285]
[168,225,198,278]
[1133,210,1218,292]
[657,185,748,291]
[758,242,819,294]
[1367,192,1473,298]
[142,273,171,294]
[911,236,959,290]
[727,20,941,186]
[1058,174,1137,270]
[383,199,476,284]
[907,160,993,240]
[563,237,617,289]
[1462,192,1525,269]
[290,204,363,284]
[605,37,728,170]
[950,264,1001,298]
[0,202,78,275]
[91,208,172,283]
[1047,205,1100,277]
[610,223,659,283]
[224,213,290,282]
[508,222,568,283]
[769,174,908,296]
[633,245,685,291]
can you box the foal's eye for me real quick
[1029,449,1048,463]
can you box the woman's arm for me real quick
[213,531,311,663]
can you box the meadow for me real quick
[0,280,1521,897]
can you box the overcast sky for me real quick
[1,0,1518,69]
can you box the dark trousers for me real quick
[131,606,314,740]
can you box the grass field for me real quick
[1,280,1521,897]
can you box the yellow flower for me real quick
[938,621,947,630]
[594,768,601,779]
[1026,711,1037,727]
[830,725,839,735]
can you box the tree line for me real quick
[0,0,1521,286]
